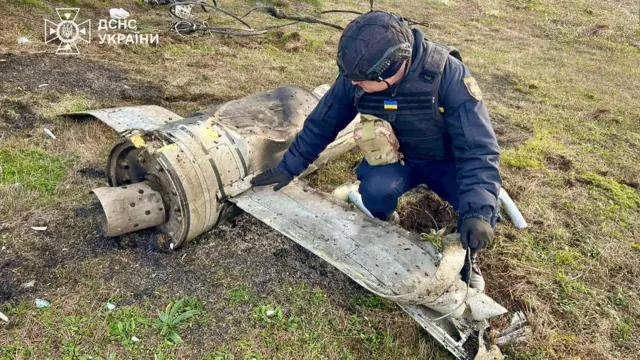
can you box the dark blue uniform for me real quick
[277,29,501,227]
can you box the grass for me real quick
[0,148,70,195]
[227,286,255,305]
[1,0,640,359]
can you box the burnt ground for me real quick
[0,53,164,104]
[0,192,396,356]
[0,202,366,314]
[0,52,166,143]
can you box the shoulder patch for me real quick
[463,77,483,101]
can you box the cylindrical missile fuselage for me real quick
[92,85,357,249]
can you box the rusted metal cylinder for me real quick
[92,181,166,236]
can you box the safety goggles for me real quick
[338,42,411,82]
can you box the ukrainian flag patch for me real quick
[384,100,398,110]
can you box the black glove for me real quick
[250,167,293,191]
[459,217,494,250]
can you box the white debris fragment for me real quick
[35,299,51,308]
[0,311,9,323]
[109,8,130,20]
[17,37,30,45]
[170,243,174,250]
[131,336,140,342]
[266,310,275,316]
[106,303,116,311]
[496,311,532,346]
[31,226,47,231]
[44,128,57,139]
[38,84,49,88]
[498,189,527,229]
[21,280,36,288]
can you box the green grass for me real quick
[227,286,255,304]
[14,0,47,10]
[107,307,152,349]
[580,172,640,210]
[1,0,640,359]
[351,294,393,310]
[0,148,70,195]
[200,347,233,360]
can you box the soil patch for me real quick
[0,203,365,311]
[544,153,573,171]
[0,53,164,105]
[397,187,458,235]
[0,99,44,136]
[491,114,532,149]
[77,167,107,180]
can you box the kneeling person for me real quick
[251,11,501,292]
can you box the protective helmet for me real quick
[337,11,413,81]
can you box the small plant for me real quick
[243,352,266,360]
[107,308,151,348]
[228,286,254,304]
[154,352,169,360]
[351,294,388,309]
[202,347,233,360]
[420,227,447,250]
[614,317,634,342]
[608,289,628,307]
[156,297,203,345]
[253,305,283,324]
[252,305,299,331]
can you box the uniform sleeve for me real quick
[278,75,358,177]
[439,55,502,224]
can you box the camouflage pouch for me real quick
[353,114,404,166]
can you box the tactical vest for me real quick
[354,41,462,162]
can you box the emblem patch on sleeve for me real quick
[463,77,483,101]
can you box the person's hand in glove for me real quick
[459,217,494,250]
[250,167,293,191]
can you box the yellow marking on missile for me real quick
[204,127,220,142]
[156,143,178,153]
[130,135,146,148]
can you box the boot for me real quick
[387,211,400,225]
